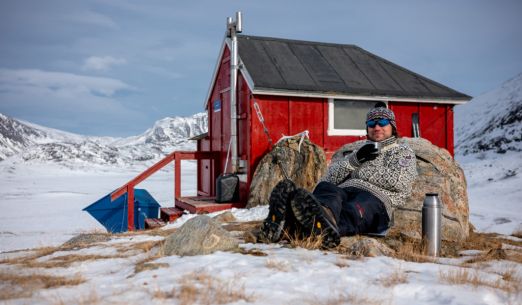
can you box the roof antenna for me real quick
[226,11,242,37]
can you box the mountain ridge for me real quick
[0,112,208,166]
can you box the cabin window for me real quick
[328,99,387,136]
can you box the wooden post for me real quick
[127,186,135,231]
[175,152,181,199]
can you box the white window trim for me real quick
[327,98,388,136]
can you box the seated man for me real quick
[258,102,417,248]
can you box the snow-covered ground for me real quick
[0,160,198,252]
[456,151,522,236]
[1,152,520,253]
[0,154,521,305]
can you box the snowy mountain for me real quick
[455,73,522,155]
[0,112,207,166]
[112,113,207,148]
[0,113,42,160]
[454,73,522,236]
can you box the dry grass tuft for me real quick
[0,246,62,266]
[283,230,324,250]
[461,248,507,265]
[308,292,384,305]
[380,266,408,288]
[134,262,170,273]
[392,240,435,263]
[117,239,164,253]
[3,238,165,270]
[461,231,502,252]
[132,241,166,275]
[265,258,292,272]
[238,248,268,257]
[9,253,129,269]
[0,246,61,265]
[152,271,255,305]
[439,266,521,295]
[54,288,100,305]
[0,271,84,300]
[460,230,522,264]
[439,268,484,287]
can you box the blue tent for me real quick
[83,189,160,233]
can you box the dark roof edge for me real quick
[189,132,209,141]
[238,34,358,49]
[251,87,471,104]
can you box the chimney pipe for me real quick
[226,11,242,173]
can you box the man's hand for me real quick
[356,143,379,163]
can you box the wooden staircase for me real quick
[144,198,235,229]
[110,150,237,231]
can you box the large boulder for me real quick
[333,137,469,242]
[246,136,327,208]
[163,215,239,256]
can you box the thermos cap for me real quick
[423,193,442,208]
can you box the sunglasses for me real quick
[366,118,391,128]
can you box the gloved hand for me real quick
[356,143,379,163]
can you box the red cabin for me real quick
[192,31,471,210]
[112,15,471,230]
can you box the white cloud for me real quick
[83,56,127,71]
[72,10,118,28]
[0,68,141,135]
[0,68,132,97]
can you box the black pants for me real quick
[313,182,390,236]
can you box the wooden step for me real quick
[144,218,166,229]
[175,196,233,214]
[160,207,184,223]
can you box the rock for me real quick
[163,215,239,256]
[243,230,258,244]
[63,233,110,247]
[338,236,395,257]
[333,137,470,242]
[246,136,327,208]
[213,211,237,223]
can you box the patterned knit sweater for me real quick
[319,137,417,220]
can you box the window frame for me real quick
[327,98,388,136]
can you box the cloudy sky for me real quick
[1,0,521,136]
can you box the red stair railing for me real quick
[110,151,220,231]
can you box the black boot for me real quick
[290,189,340,248]
[258,179,296,243]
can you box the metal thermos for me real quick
[422,193,442,256]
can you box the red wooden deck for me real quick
[175,196,234,214]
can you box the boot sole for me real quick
[259,180,295,243]
[291,190,340,248]
[259,200,286,243]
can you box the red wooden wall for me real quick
[248,95,367,176]
[390,102,454,156]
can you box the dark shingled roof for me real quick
[237,35,470,100]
